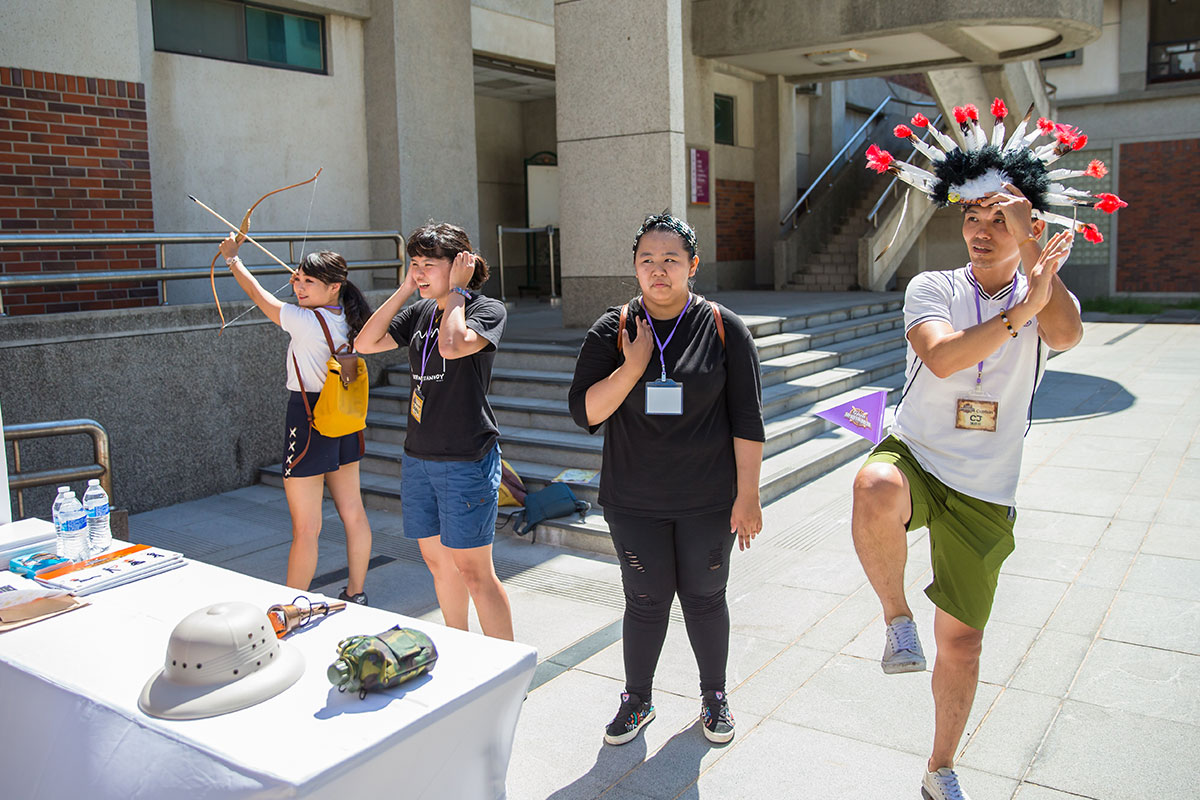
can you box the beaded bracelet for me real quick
[1000,312,1018,338]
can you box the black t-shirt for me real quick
[568,296,765,517]
[387,293,506,461]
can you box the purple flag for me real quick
[815,389,888,445]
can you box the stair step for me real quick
[371,385,579,432]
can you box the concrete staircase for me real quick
[785,191,879,292]
[260,297,907,553]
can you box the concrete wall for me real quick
[475,94,529,297]
[472,0,556,66]
[2,294,396,517]
[1045,0,1121,99]
[0,0,144,83]
[148,13,372,305]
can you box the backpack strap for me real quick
[311,308,341,354]
[616,302,630,354]
[707,299,725,347]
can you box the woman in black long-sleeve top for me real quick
[568,213,765,746]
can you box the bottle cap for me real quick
[327,660,352,688]
[57,486,69,492]
[88,479,100,485]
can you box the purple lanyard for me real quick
[971,272,1018,389]
[643,293,692,381]
[419,305,441,378]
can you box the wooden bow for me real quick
[197,168,323,334]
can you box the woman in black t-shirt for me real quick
[356,222,514,641]
[568,213,765,746]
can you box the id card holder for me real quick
[645,379,683,415]
[955,392,998,432]
[410,385,425,424]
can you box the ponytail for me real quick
[340,279,372,343]
[468,253,490,290]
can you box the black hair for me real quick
[406,221,490,290]
[931,145,1050,211]
[296,250,372,340]
[632,211,698,260]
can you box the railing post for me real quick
[547,225,559,307]
[496,224,507,303]
[158,242,168,305]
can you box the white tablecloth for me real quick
[0,560,537,799]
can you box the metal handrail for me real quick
[865,112,946,227]
[781,95,938,229]
[4,419,112,519]
[0,230,405,314]
[496,225,558,305]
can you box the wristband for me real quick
[224,255,241,266]
[1019,235,1039,247]
[450,286,471,300]
[1000,312,1018,338]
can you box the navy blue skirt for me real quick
[284,392,365,478]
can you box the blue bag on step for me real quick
[511,483,590,538]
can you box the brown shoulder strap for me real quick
[709,300,725,347]
[616,302,630,354]
[311,308,340,354]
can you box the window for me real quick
[1148,0,1200,83]
[151,0,326,74]
[1041,49,1082,67]
[714,94,735,146]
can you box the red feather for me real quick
[911,113,929,128]
[893,124,913,139]
[953,106,968,124]
[964,104,979,121]
[865,144,894,174]
[1072,134,1088,151]
[1094,193,1128,214]
[1085,159,1108,179]
[1081,223,1103,244]
[991,98,1008,119]
[1037,117,1056,135]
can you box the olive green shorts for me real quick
[864,436,1016,630]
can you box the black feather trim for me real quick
[930,145,1050,210]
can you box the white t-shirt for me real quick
[279,304,351,393]
[890,265,1070,506]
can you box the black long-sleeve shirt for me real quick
[568,297,765,517]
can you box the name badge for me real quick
[955,395,998,432]
[410,384,425,424]
[645,379,683,415]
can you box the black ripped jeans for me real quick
[604,506,736,702]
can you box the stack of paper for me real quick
[0,518,57,564]
[34,544,186,596]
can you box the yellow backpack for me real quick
[293,309,369,440]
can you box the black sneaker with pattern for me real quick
[603,692,656,746]
[700,690,734,743]
[338,587,368,606]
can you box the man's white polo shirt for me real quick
[890,265,1066,506]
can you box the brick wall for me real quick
[1117,138,1200,294]
[715,179,754,262]
[0,67,157,314]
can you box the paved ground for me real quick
[130,320,1200,800]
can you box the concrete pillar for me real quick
[555,0,687,327]
[363,0,480,250]
[754,75,796,288]
[808,81,846,177]
[927,64,1050,148]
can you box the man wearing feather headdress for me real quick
[849,99,1116,800]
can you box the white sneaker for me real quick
[921,767,972,800]
[882,615,926,674]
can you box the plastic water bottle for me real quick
[83,479,112,554]
[51,485,71,553]
[57,491,90,563]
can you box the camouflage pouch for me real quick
[327,625,438,698]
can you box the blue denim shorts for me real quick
[400,443,501,549]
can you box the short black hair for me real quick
[632,211,698,260]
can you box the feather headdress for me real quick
[865,99,1125,242]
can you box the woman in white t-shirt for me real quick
[219,233,375,605]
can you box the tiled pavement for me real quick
[131,320,1200,799]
